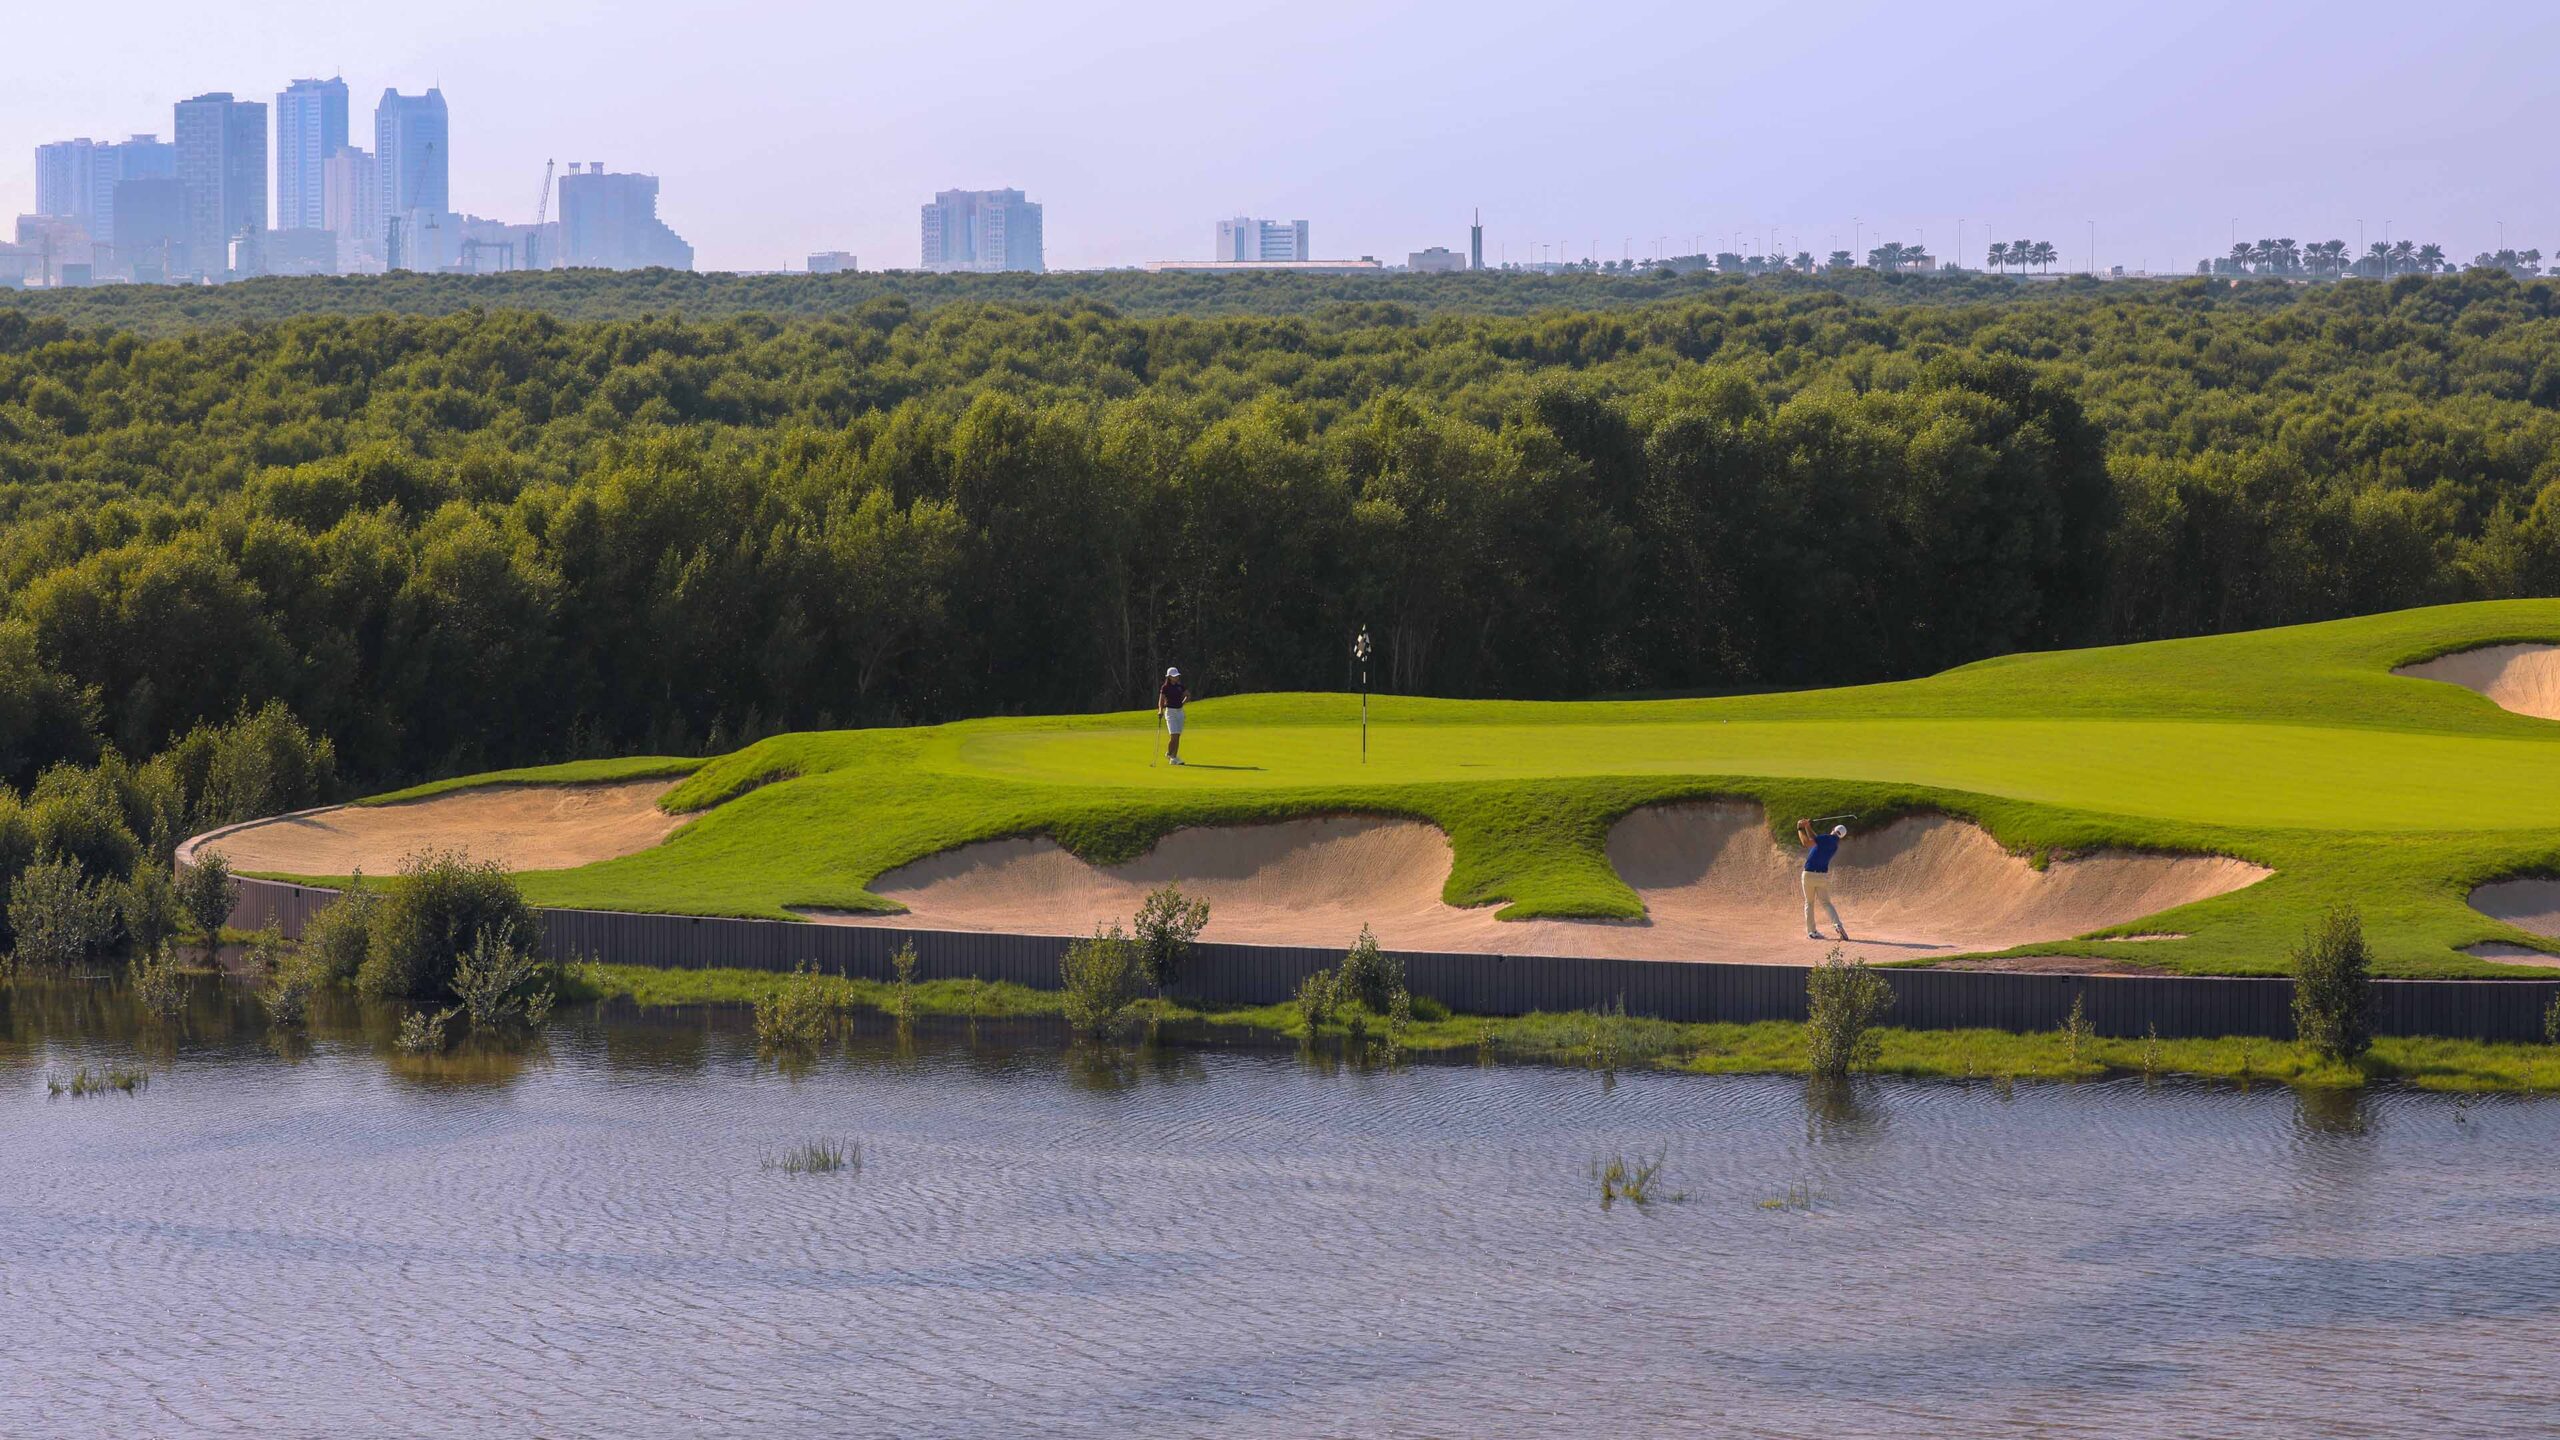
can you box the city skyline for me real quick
[3,0,2557,275]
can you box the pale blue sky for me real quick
[7,0,2556,273]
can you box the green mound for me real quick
[316,600,2560,977]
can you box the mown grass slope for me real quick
[306,601,2560,977]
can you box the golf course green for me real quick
[292,600,2560,977]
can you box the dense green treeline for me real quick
[1,270,2559,797]
[0,265,2035,334]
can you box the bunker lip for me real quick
[804,804,2270,968]
[185,778,688,878]
[2394,643,2560,721]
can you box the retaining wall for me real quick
[223,875,2560,1043]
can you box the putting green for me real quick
[322,599,2560,977]
[950,719,2560,831]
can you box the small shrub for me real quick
[8,856,112,971]
[1293,967,1339,1034]
[264,961,314,1028]
[449,921,554,1031]
[754,961,842,1051]
[2061,992,2093,1068]
[294,875,377,983]
[176,854,240,940]
[359,850,539,1001]
[1059,923,1142,1040]
[130,943,188,1018]
[2544,990,2560,1048]
[1337,925,1402,1012]
[2140,1022,2163,1083]
[397,1006,457,1054]
[2291,905,2375,1062]
[1132,884,1210,992]
[1580,999,1687,1072]
[1804,948,1893,1079]
[119,861,185,960]
[889,940,919,1021]
[1383,984,1413,1064]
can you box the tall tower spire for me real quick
[1470,208,1484,271]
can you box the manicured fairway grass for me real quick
[339,600,2560,977]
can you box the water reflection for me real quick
[6,974,2560,1438]
[2293,1084,2376,1138]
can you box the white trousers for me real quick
[1802,871,1844,934]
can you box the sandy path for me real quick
[2396,644,2560,720]
[194,780,686,876]
[812,805,2269,966]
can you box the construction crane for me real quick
[525,159,554,270]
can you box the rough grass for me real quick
[307,601,2560,976]
[573,962,2560,1092]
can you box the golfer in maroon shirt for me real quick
[1158,667,1188,765]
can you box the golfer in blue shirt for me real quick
[1797,817,1850,942]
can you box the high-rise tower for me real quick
[274,77,348,231]
[1470,209,1483,271]
[919,188,1044,273]
[375,87,449,268]
[174,92,266,277]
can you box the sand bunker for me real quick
[2461,943,2560,969]
[2466,879,2560,968]
[816,805,2269,966]
[2395,644,2560,720]
[188,780,686,876]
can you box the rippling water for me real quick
[4,980,2558,1438]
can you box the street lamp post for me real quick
[1354,626,1372,763]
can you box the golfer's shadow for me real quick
[1173,762,1264,772]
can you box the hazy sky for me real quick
[7,0,2556,273]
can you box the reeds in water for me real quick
[767,1139,860,1176]
[48,1065,149,1098]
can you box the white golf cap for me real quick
[1166,666,1180,677]
[1831,824,1848,837]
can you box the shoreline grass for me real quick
[571,961,2560,1093]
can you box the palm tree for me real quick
[1987,241,2010,273]
[1826,250,1852,271]
[2029,240,2058,273]
[2364,241,2393,278]
[2228,242,2255,275]
[2391,240,2417,276]
[2416,243,2446,274]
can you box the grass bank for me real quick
[572,962,2560,1093]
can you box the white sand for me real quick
[813,804,2270,966]
[190,780,686,877]
[2395,643,2560,720]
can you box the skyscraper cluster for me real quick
[919,189,1044,273]
[17,79,695,285]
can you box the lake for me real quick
[4,979,2556,1438]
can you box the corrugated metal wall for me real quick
[227,878,2560,1042]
